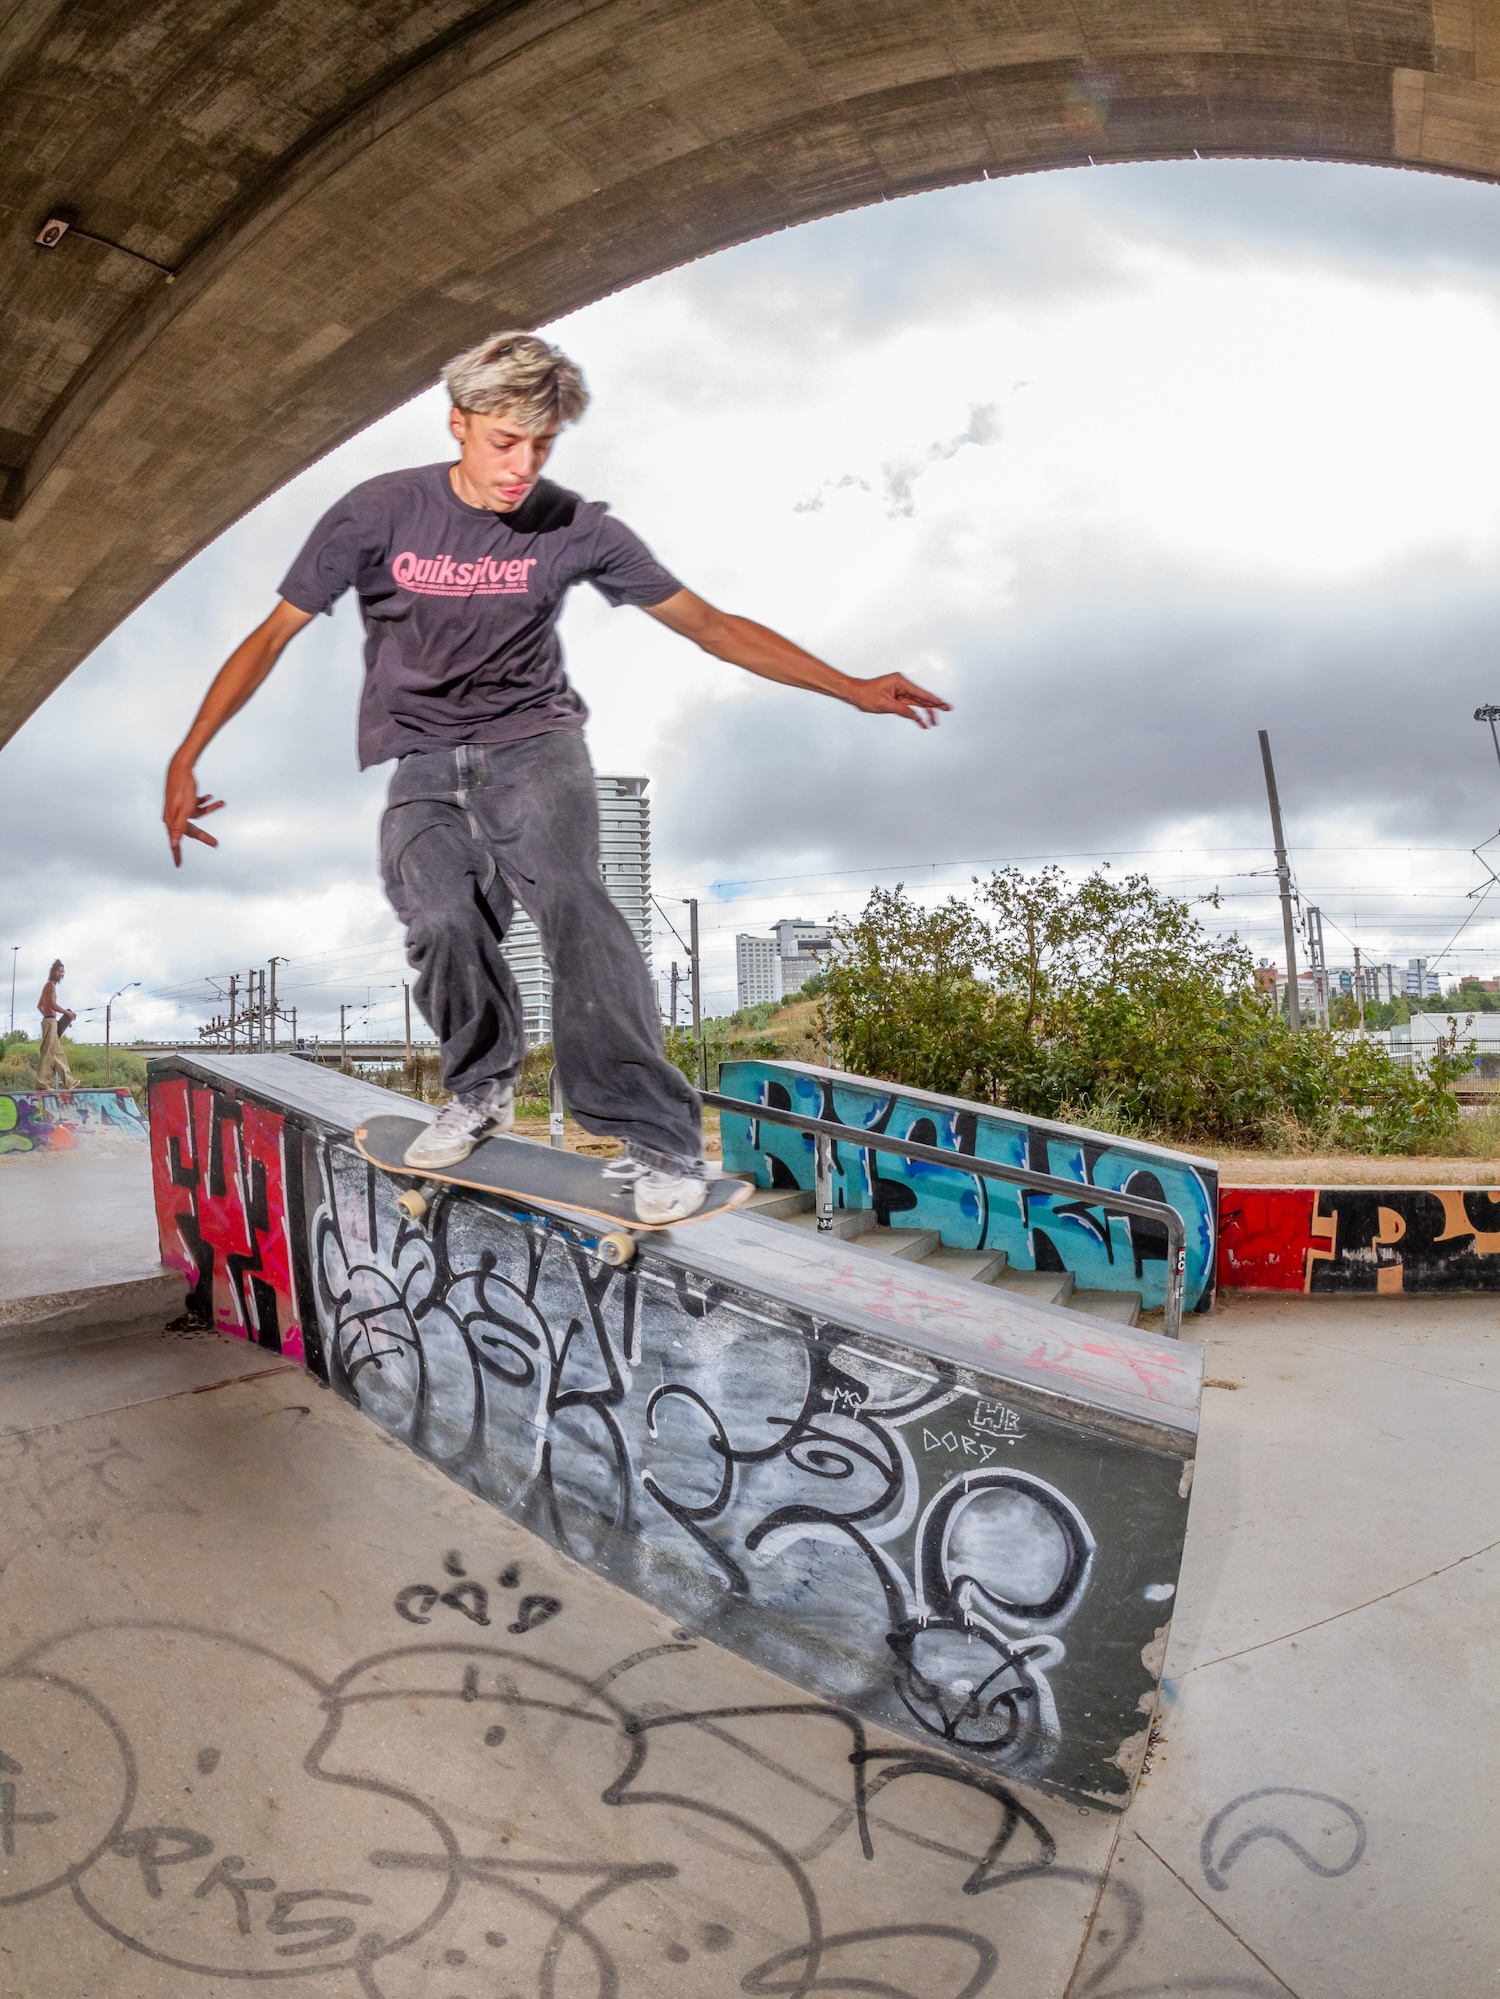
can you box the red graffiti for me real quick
[148,1078,303,1360]
[1216,1188,1326,1292]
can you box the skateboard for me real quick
[353,1115,753,1265]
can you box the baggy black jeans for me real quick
[380,732,702,1169]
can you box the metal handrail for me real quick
[703,1089,1187,1337]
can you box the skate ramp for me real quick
[145,1051,1200,1813]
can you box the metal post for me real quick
[8,946,16,1035]
[1354,945,1365,1034]
[1305,905,1328,1030]
[815,1132,835,1233]
[687,897,705,1089]
[548,1064,565,1149]
[1258,729,1301,1029]
[669,961,680,1031]
[1164,1239,1185,1337]
[269,959,281,1051]
[291,1007,297,1048]
[228,974,238,1051]
[104,998,112,1085]
[403,981,412,1062]
[340,1004,348,1070]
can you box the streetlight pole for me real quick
[8,946,16,1037]
[1258,729,1301,1029]
[104,981,139,1085]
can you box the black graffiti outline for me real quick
[1200,1786,1367,1892]
[308,1142,1108,1778]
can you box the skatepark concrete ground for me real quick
[1,1154,1496,1996]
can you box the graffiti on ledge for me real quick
[142,1071,1190,1805]
[717,1061,1218,1313]
[0,1088,146,1154]
[1218,1183,1500,1293]
[149,1077,306,1361]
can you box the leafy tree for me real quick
[820,871,1470,1153]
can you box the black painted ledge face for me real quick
[146,1053,1198,1808]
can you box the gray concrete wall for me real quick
[6,0,1500,742]
[148,1051,1201,1811]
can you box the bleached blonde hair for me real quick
[441,331,589,432]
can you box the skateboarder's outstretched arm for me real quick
[163,599,314,865]
[643,588,950,729]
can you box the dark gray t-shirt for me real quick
[278,464,682,767]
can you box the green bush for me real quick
[0,1038,150,1107]
[821,871,1471,1153]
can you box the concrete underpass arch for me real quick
[4,0,1500,745]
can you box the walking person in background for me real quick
[37,960,76,1088]
[164,332,947,1221]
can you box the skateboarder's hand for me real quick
[164,759,226,866]
[847,672,951,729]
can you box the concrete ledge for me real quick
[0,1270,186,1342]
[145,1051,1201,1811]
[1219,1182,1500,1294]
[719,1058,1219,1314]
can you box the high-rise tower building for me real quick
[501,775,653,1045]
[736,934,781,1008]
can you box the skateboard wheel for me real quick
[396,1189,428,1222]
[597,1230,636,1267]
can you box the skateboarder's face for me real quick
[448,405,559,513]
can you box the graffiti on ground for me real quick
[0,1613,1057,1995]
[0,1089,146,1154]
[1218,1184,1500,1294]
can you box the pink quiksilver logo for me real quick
[392,551,538,596]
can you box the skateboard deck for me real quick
[353,1114,752,1262]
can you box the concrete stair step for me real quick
[859,1227,944,1261]
[1065,1288,1143,1327]
[742,1186,815,1221]
[784,1207,874,1241]
[918,1245,1010,1284]
[992,1267,1075,1307]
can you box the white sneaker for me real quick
[632,1164,710,1226]
[403,1084,514,1170]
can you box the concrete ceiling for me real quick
[4,0,1500,748]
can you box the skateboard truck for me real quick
[394,1176,635,1265]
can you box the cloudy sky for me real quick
[7,156,1500,1043]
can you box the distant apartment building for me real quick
[1404,957,1442,997]
[774,918,833,996]
[736,934,781,1008]
[502,775,652,1045]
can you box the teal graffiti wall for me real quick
[718,1061,1218,1314]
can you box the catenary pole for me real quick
[1258,729,1301,1029]
[686,898,705,1089]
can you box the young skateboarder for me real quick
[163,332,948,1222]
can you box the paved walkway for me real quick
[0,1145,160,1303]
[1,1196,1495,1993]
